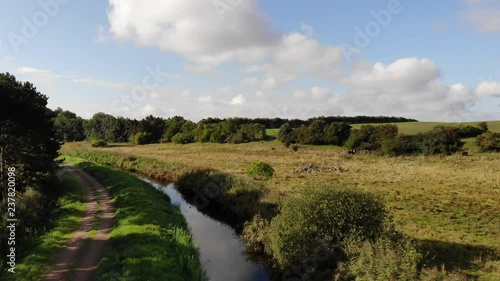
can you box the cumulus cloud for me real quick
[337,58,477,120]
[476,81,500,97]
[461,0,500,33]
[107,0,279,68]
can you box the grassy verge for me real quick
[2,172,86,281]
[63,156,206,281]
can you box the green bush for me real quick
[172,132,195,144]
[476,132,500,152]
[245,162,274,181]
[129,132,152,145]
[90,139,107,147]
[266,188,386,270]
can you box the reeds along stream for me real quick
[142,178,270,281]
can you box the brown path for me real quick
[45,165,114,281]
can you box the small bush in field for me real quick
[129,132,152,145]
[292,144,299,152]
[266,188,386,270]
[91,139,107,147]
[476,132,500,152]
[245,161,274,181]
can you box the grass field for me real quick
[62,156,206,280]
[267,121,500,137]
[2,172,86,281]
[61,141,500,279]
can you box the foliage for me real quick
[457,124,484,138]
[90,139,108,147]
[476,132,500,152]
[0,73,61,273]
[420,126,463,155]
[172,132,195,144]
[345,125,398,151]
[241,215,270,254]
[266,188,386,270]
[277,123,295,146]
[129,132,153,145]
[245,161,274,181]
[53,108,85,142]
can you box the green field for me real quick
[62,140,500,279]
[268,121,500,137]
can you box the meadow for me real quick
[61,135,500,279]
[266,121,500,137]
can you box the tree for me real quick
[476,132,500,152]
[53,108,85,142]
[0,73,60,200]
[277,123,295,146]
[84,112,120,142]
[322,122,352,145]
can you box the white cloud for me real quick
[95,25,108,43]
[476,81,500,97]
[15,66,60,87]
[461,0,500,33]
[337,57,478,120]
[230,94,246,105]
[107,0,279,68]
[72,77,129,89]
[198,95,212,104]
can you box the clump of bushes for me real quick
[91,139,107,147]
[264,188,386,271]
[245,162,274,181]
[172,132,195,144]
[129,132,152,145]
[476,132,500,152]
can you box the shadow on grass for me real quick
[418,239,498,273]
[176,168,278,231]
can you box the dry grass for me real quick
[61,141,500,278]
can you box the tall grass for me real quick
[63,157,206,281]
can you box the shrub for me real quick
[129,132,153,145]
[381,134,423,156]
[245,162,274,181]
[292,144,299,152]
[241,215,270,254]
[420,127,463,155]
[457,125,483,138]
[91,139,107,147]
[172,132,195,144]
[266,188,386,270]
[476,132,500,152]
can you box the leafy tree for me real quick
[163,116,187,142]
[322,122,352,145]
[53,108,85,142]
[294,125,316,145]
[138,115,165,143]
[0,73,61,266]
[478,122,489,132]
[420,126,463,155]
[277,123,295,146]
[84,112,120,142]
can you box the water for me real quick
[143,178,270,281]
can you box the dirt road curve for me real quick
[45,165,114,281]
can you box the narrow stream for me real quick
[142,178,270,281]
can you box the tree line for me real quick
[277,120,497,155]
[52,109,417,145]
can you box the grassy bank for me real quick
[64,156,206,281]
[1,172,86,281]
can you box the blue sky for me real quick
[1,0,499,121]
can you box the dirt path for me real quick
[45,165,114,281]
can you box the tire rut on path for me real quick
[45,165,114,281]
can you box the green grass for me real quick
[266,128,279,137]
[351,121,500,135]
[2,172,86,281]
[63,156,206,281]
[61,141,500,279]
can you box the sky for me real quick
[1,0,500,121]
